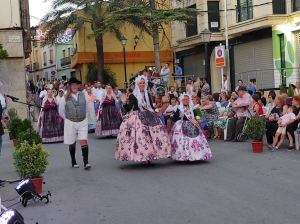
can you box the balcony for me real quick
[60,57,71,67]
[29,62,39,71]
[293,0,300,12]
[237,0,253,22]
[273,0,286,14]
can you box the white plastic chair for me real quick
[218,107,225,114]
[261,107,269,117]
[223,118,232,140]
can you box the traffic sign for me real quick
[215,45,226,68]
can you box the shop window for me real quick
[237,0,253,22]
[208,2,220,32]
[273,0,286,14]
[186,5,198,38]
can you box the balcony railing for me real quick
[273,0,286,14]
[29,62,39,71]
[237,0,253,22]
[60,57,71,67]
[293,0,300,12]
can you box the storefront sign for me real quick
[8,36,21,42]
[215,45,226,68]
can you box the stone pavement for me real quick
[1,133,300,224]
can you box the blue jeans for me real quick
[163,80,168,87]
[2,107,6,116]
[0,135,2,156]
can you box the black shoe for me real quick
[148,161,155,166]
[141,162,147,167]
[232,139,239,142]
[286,146,294,152]
[224,138,233,142]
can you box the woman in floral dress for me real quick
[115,75,171,166]
[95,85,122,137]
[37,89,64,143]
[213,94,238,139]
[170,93,212,162]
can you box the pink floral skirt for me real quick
[170,120,212,161]
[115,110,172,162]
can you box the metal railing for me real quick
[60,57,71,67]
[293,0,300,12]
[235,67,300,90]
[30,62,39,71]
[273,0,286,14]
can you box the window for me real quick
[237,0,253,22]
[293,0,300,12]
[43,52,47,66]
[63,49,66,58]
[50,50,53,63]
[273,0,286,14]
[278,34,286,86]
[186,5,198,38]
[208,2,220,32]
[68,48,71,57]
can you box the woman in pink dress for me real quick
[95,85,122,137]
[87,86,97,132]
[115,75,172,166]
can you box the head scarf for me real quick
[133,75,152,111]
[178,92,194,120]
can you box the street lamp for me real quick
[134,35,139,50]
[200,29,212,81]
[121,36,127,88]
[30,26,36,38]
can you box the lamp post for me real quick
[200,29,212,81]
[134,35,139,50]
[29,26,36,72]
[121,36,127,88]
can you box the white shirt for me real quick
[168,91,178,98]
[93,88,105,101]
[115,90,122,100]
[221,80,228,92]
[39,90,47,98]
[59,92,88,120]
[56,95,63,106]
[0,94,6,107]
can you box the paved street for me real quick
[1,133,300,224]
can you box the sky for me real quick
[29,0,54,26]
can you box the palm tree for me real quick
[42,0,146,82]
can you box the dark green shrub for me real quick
[245,116,266,142]
[287,83,294,97]
[9,118,22,139]
[17,128,42,147]
[16,119,31,138]
[279,85,286,94]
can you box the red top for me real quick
[253,102,263,115]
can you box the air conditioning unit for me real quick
[71,48,76,56]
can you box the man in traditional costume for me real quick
[59,78,91,170]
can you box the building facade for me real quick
[0,0,31,119]
[71,22,173,88]
[171,0,300,92]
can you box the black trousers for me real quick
[227,117,247,140]
[266,121,278,144]
[286,121,298,143]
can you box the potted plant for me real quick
[245,116,266,153]
[17,128,42,147]
[7,108,19,140]
[9,118,22,146]
[13,141,49,194]
[16,118,31,139]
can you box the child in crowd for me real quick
[271,106,297,152]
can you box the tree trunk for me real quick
[95,34,104,83]
[150,0,161,72]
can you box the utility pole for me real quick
[224,0,230,90]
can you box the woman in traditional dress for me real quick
[170,93,212,162]
[95,85,122,137]
[116,75,172,166]
[37,89,64,143]
[87,86,97,132]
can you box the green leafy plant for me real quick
[279,85,286,94]
[85,63,117,87]
[7,108,18,121]
[9,118,22,139]
[16,119,31,138]
[245,116,266,142]
[0,43,8,59]
[13,141,49,179]
[17,128,42,147]
[287,83,294,97]
[194,108,203,117]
